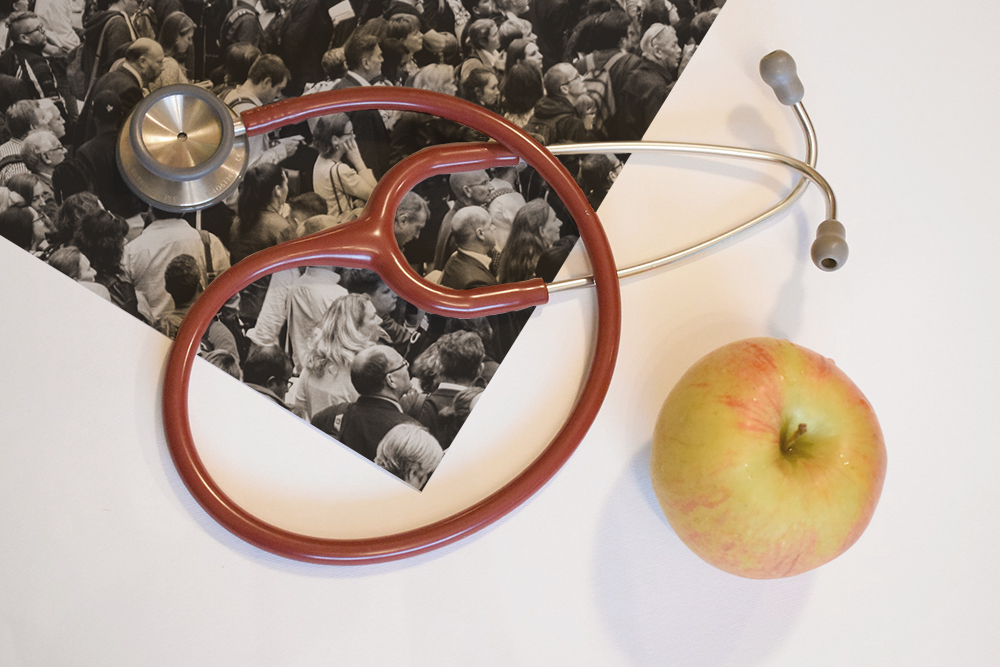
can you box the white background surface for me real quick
[2,0,999,664]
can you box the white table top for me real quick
[2,0,997,664]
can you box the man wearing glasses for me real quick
[311,345,425,462]
[20,129,65,187]
[0,13,71,126]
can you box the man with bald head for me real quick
[433,169,494,270]
[526,63,591,145]
[76,37,164,146]
[440,206,498,291]
[311,345,422,461]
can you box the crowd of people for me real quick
[0,0,723,489]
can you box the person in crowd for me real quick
[459,66,500,112]
[311,113,377,224]
[77,38,164,146]
[211,42,261,99]
[149,11,196,91]
[608,23,680,140]
[333,33,391,179]
[20,129,65,188]
[439,206,497,290]
[394,190,429,255]
[228,161,291,329]
[242,344,295,408]
[122,205,230,322]
[434,385,483,448]
[414,27,458,67]
[457,0,502,43]
[523,0,572,71]
[375,37,415,89]
[575,92,598,135]
[0,99,40,184]
[229,162,292,264]
[385,13,423,56]
[294,293,384,419]
[500,61,543,129]
[496,19,525,53]
[578,152,621,210]
[47,245,112,300]
[283,192,328,239]
[261,0,335,96]
[29,190,92,262]
[504,37,543,72]
[390,63,484,166]
[204,349,243,380]
[152,252,241,353]
[311,344,422,460]
[458,18,501,84]
[75,90,144,221]
[80,0,141,97]
[0,12,71,122]
[526,62,591,144]
[496,0,532,36]
[340,267,425,359]
[0,203,41,252]
[72,206,144,319]
[374,423,444,490]
[496,197,560,283]
[224,54,303,168]
[432,169,493,270]
[217,0,264,54]
[415,329,484,439]
[6,172,56,230]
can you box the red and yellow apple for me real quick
[650,338,886,578]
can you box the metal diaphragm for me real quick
[117,84,247,212]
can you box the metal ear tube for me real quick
[760,49,848,272]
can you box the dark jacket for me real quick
[81,10,135,88]
[0,43,59,101]
[608,56,675,141]
[312,395,420,461]
[331,73,390,179]
[528,95,588,145]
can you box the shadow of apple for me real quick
[592,445,814,666]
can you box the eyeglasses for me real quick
[45,146,67,155]
[23,25,44,37]
[384,359,408,375]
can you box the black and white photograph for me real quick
[0,0,724,489]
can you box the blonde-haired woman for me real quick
[294,293,384,419]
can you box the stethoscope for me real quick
[118,50,845,564]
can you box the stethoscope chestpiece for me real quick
[116,84,248,212]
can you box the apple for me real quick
[650,338,886,578]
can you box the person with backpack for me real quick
[217,0,264,54]
[569,9,636,137]
[524,63,592,145]
[607,22,680,140]
[80,0,140,96]
[122,204,231,322]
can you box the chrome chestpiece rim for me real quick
[117,84,247,212]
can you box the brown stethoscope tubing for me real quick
[157,87,622,564]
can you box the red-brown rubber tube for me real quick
[161,87,622,564]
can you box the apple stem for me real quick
[782,423,808,454]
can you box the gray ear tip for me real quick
[811,219,848,271]
[760,50,805,105]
